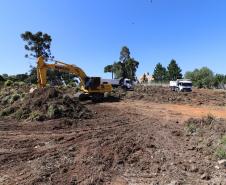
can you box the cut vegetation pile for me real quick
[0,87,92,121]
[185,115,226,160]
[0,85,29,109]
[126,85,226,106]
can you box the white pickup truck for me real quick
[170,79,192,92]
[101,78,133,90]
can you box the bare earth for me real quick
[0,89,226,184]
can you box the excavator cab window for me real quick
[85,77,101,89]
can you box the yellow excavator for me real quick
[36,56,112,102]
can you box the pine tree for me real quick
[167,59,182,80]
[153,63,167,82]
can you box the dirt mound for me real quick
[0,87,92,121]
[0,85,30,109]
[126,85,226,106]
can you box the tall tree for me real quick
[124,58,139,80]
[153,63,167,82]
[120,46,130,62]
[104,46,139,80]
[167,59,182,80]
[104,65,114,79]
[112,62,123,79]
[21,31,74,85]
[21,31,53,58]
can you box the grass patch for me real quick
[220,135,226,145]
[215,135,226,159]
[215,147,226,159]
[186,123,197,134]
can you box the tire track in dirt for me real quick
[1,100,226,185]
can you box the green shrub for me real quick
[220,135,226,145]
[0,107,15,117]
[184,67,214,89]
[4,80,13,86]
[186,123,197,134]
[47,104,62,119]
[29,111,46,121]
[14,108,30,120]
[215,135,226,159]
[14,81,26,86]
[2,95,11,105]
[12,94,20,102]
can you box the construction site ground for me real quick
[0,86,226,185]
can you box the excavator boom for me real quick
[37,56,112,101]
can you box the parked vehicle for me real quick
[101,78,133,90]
[170,79,192,92]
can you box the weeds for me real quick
[0,107,15,116]
[215,135,226,159]
[220,135,226,145]
[202,114,215,125]
[186,123,197,134]
[29,111,46,121]
[215,147,226,159]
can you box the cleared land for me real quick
[0,86,226,185]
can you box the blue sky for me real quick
[0,0,226,78]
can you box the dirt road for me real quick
[120,100,226,120]
[0,99,226,185]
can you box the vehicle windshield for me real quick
[125,80,131,83]
[182,83,192,86]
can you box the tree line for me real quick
[151,60,182,82]
[185,67,226,89]
[147,61,226,89]
[0,31,226,89]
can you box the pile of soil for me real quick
[0,87,92,121]
[126,85,226,106]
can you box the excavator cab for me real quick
[84,77,101,89]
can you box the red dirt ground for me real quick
[0,97,226,185]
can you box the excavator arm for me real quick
[37,56,87,88]
[36,56,112,101]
